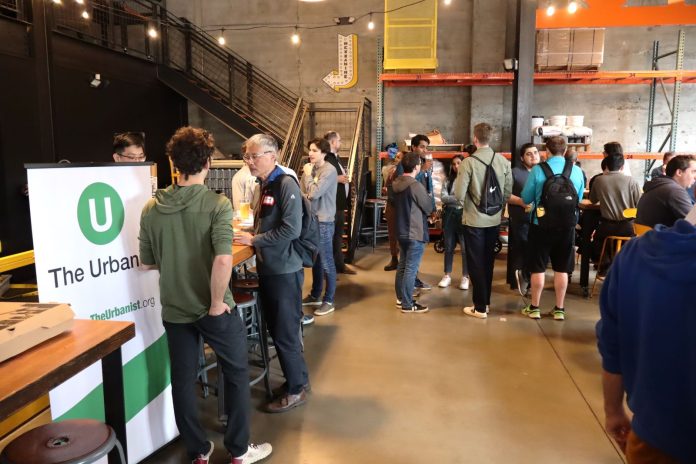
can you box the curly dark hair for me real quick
[167,127,215,179]
[308,137,331,154]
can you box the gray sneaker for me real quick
[314,302,336,316]
[515,269,530,297]
[301,314,314,325]
[302,294,321,306]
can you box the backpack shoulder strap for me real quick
[540,162,554,180]
[561,159,573,179]
[470,155,485,166]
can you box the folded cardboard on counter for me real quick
[0,302,75,363]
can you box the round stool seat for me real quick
[1,419,118,464]
[232,278,259,292]
[233,291,256,306]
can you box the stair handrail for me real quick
[346,98,372,262]
[280,98,307,166]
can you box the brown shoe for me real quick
[265,390,307,413]
[340,265,357,275]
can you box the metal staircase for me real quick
[46,0,306,153]
[291,99,372,263]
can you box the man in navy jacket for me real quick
[597,217,696,463]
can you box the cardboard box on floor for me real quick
[536,28,605,71]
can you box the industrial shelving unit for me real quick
[375,31,694,186]
[645,30,686,178]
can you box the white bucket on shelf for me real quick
[531,116,544,128]
[567,115,584,127]
[549,115,567,127]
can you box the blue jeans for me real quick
[443,207,468,275]
[395,240,426,308]
[311,221,336,303]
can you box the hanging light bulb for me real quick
[81,10,89,19]
[291,28,300,45]
[148,27,158,38]
[367,14,374,30]
[218,29,226,46]
[568,1,578,13]
[546,4,555,16]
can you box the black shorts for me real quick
[526,224,575,274]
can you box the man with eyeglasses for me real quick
[235,133,310,414]
[112,132,146,162]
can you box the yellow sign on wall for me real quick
[323,34,358,92]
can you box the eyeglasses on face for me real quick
[243,151,274,161]
[118,153,146,161]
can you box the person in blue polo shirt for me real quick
[520,136,584,321]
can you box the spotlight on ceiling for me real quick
[546,5,555,15]
[444,0,452,4]
[568,1,578,13]
[147,27,158,38]
[81,10,89,19]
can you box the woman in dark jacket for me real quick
[438,155,469,290]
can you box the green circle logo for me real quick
[77,182,125,245]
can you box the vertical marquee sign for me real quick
[323,34,359,92]
[26,163,177,463]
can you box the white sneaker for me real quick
[232,443,273,464]
[459,276,469,290]
[463,306,487,319]
[438,275,451,288]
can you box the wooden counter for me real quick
[232,245,254,265]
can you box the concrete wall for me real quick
[165,0,696,178]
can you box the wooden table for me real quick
[579,200,601,297]
[233,244,254,265]
[0,319,135,463]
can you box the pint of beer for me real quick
[239,202,251,220]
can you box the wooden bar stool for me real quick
[590,235,631,298]
[0,419,126,464]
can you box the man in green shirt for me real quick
[139,127,272,464]
[454,123,513,319]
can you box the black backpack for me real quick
[470,155,504,216]
[536,160,579,229]
[271,175,320,267]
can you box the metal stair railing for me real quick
[48,0,299,142]
[346,98,372,263]
[281,98,308,170]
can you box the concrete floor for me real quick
[145,244,624,464]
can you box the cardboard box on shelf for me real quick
[536,28,605,71]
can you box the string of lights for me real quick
[205,0,456,46]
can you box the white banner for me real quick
[27,164,177,463]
